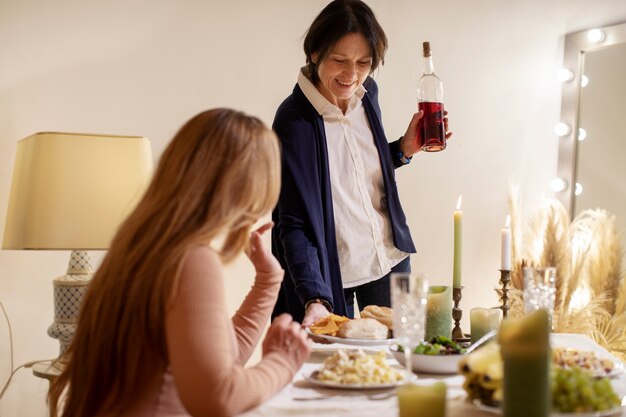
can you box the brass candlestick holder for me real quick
[452,286,465,340]
[499,269,511,318]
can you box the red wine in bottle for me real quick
[417,41,446,152]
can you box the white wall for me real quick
[1,1,626,415]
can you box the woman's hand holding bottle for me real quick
[400,110,452,157]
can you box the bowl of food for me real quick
[390,336,467,374]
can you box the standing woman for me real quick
[49,109,311,417]
[272,0,451,326]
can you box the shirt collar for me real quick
[297,68,367,116]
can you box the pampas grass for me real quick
[509,190,626,360]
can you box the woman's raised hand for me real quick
[245,222,283,275]
[262,313,312,366]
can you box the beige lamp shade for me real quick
[3,132,153,250]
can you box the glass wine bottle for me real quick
[417,41,446,152]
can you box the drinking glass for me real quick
[523,267,557,329]
[391,273,429,378]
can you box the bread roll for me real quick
[337,318,389,340]
[361,305,393,330]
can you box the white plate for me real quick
[305,370,408,390]
[474,401,623,416]
[606,361,625,378]
[389,345,464,374]
[551,334,625,379]
[585,360,625,379]
[305,328,396,346]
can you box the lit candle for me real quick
[501,215,511,270]
[453,195,462,288]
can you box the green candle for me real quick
[397,382,446,417]
[453,195,462,288]
[425,286,452,340]
[499,309,550,417]
[470,307,500,343]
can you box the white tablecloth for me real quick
[240,334,626,417]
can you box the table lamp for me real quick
[2,132,153,366]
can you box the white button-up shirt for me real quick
[297,71,408,288]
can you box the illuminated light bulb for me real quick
[575,182,583,196]
[581,75,589,87]
[554,122,571,137]
[550,177,568,193]
[578,128,587,141]
[587,29,605,43]
[557,68,574,82]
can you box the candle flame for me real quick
[456,195,462,210]
[505,215,511,228]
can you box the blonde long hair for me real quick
[49,109,281,416]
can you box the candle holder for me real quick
[452,286,465,340]
[499,269,512,318]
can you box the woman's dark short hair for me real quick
[303,0,388,85]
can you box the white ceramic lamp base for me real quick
[47,250,92,357]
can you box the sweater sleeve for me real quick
[165,247,298,417]
[231,268,283,365]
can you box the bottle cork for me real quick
[422,41,431,57]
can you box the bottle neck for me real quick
[422,55,435,75]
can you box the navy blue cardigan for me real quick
[271,77,416,322]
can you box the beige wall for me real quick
[1,1,626,415]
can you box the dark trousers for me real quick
[343,256,411,318]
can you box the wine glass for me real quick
[390,272,429,379]
[523,267,557,329]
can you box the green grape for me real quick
[550,366,621,412]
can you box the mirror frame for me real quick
[556,21,626,217]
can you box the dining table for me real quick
[240,333,626,417]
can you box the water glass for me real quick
[391,273,429,378]
[523,267,556,328]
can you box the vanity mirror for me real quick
[555,22,626,230]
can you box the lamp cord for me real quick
[0,302,54,400]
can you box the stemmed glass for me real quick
[391,272,429,379]
[523,267,557,330]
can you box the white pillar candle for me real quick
[501,215,511,270]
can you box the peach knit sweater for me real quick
[126,246,298,417]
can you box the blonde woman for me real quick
[49,109,311,417]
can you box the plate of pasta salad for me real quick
[305,349,409,389]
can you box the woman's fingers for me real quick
[262,314,311,363]
[254,222,274,236]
